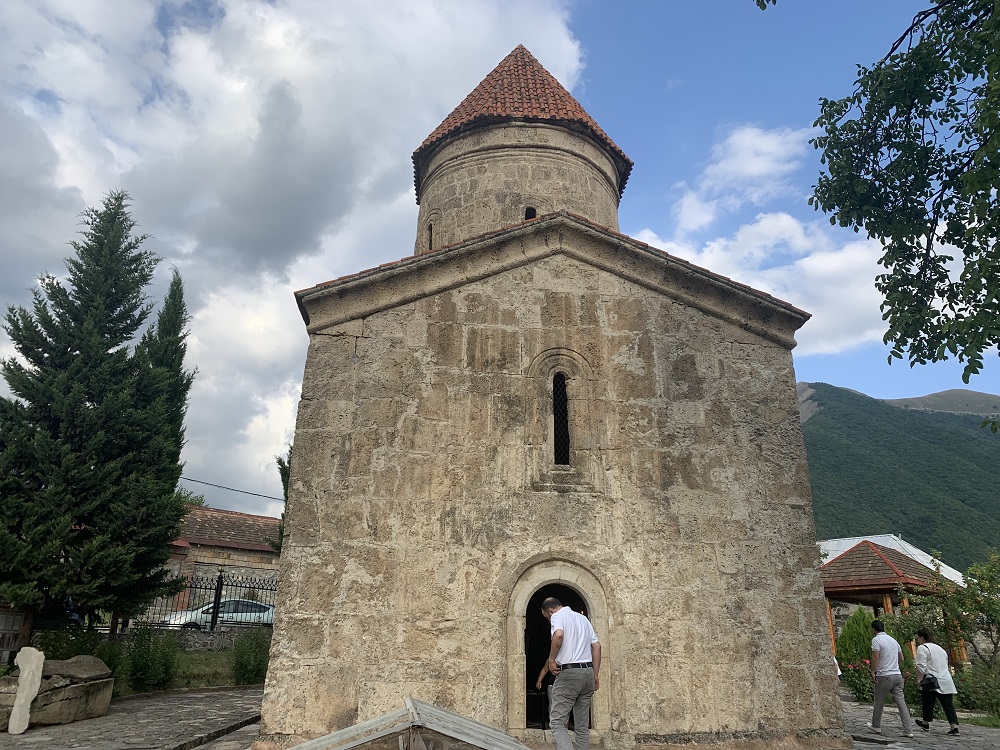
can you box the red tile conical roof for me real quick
[413,45,632,197]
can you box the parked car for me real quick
[159,599,274,629]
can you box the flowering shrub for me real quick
[838,608,876,702]
[957,663,1000,716]
[840,658,874,703]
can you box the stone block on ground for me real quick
[27,677,114,726]
[42,654,112,682]
[3,650,115,732]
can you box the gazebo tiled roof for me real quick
[412,45,632,198]
[819,534,963,585]
[820,540,934,596]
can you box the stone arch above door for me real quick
[505,558,610,734]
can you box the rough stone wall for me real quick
[260,236,847,749]
[168,545,279,580]
[414,123,620,254]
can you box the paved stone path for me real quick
[0,686,262,750]
[840,697,1000,748]
[1,687,998,749]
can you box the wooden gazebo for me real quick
[819,540,934,654]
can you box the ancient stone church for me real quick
[258,46,849,750]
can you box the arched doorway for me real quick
[524,583,589,729]
[505,559,609,736]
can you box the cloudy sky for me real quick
[1,0,995,516]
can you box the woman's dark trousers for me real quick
[921,689,959,726]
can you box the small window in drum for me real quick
[525,207,537,220]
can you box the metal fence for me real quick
[143,571,278,631]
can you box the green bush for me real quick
[230,627,272,685]
[900,654,922,709]
[956,663,1000,716]
[31,627,126,694]
[125,624,178,692]
[95,638,126,677]
[32,628,105,660]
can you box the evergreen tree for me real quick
[0,191,193,624]
[836,607,875,670]
[269,445,291,553]
[139,269,195,459]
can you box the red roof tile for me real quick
[821,540,934,592]
[175,506,280,553]
[412,45,632,197]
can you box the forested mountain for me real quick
[798,382,1000,571]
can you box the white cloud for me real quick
[0,0,582,513]
[637,121,890,360]
[674,190,717,234]
[701,125,810,200]
[637,214,885,357]
[672,125,812,237]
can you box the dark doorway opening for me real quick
[524,583,589,729]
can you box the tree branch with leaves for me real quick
[758,1,999,403]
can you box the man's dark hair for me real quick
[917,627,935,642]
[871,619,885,632]
[541,597,562,612]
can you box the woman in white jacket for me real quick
[914,627,960,735]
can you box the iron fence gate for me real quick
[144,571,278,630]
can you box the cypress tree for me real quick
[269,445,291,553]
[0,191,193,625]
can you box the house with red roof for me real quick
[168,505,281,581]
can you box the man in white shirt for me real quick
[867,619,914,737]
[542,597,602,750]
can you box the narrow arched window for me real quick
[525,207,537,220]
[427,223,434,251]
[553,372,570,465]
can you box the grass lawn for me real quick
[113,649,237,698]
[174,649,234,688]
[965,715,1000,728]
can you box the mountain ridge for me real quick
[797,382,1000,571]
[884,388,1000,415]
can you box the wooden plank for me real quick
[825,597,837,656]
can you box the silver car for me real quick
[160,598,274,629]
